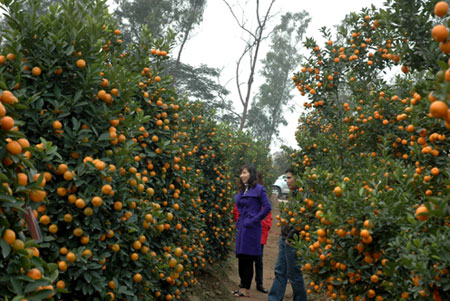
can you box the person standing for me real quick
[255,208,271,293]
[268,168,307,301]
[233,172,272,294]
[233,165,272,298]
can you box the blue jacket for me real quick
[235,184,272,256]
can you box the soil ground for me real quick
[185,196,329,301]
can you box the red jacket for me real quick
[233,203,272,245]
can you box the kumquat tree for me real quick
[0,0,274,300]
[282,0,450,300]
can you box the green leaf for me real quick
[47,269,59,282]
[406,214,416,225]
[431,255,442,261]
[0,239,11,257]
[98,132,111,141]
[73,89,83,103]
[0,81,8,90]
[10,277,23,295]
[65,44,74,56]
[0,194,17,203]
[27,288,54,300]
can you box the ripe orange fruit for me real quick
[66,251,76,262]
[360,229,370,239]
[168,258,177,268]
[401,65,409,73]
[75,198,86,209]
[132,240,142,250]
[76,59,86,68]
[58,261,68,271]
[174,247,183,257]
[102,184,112,194]
[52,120,62,129]
[18,138,30,148]
[6,140,22,155]
[317,229,326,237]
[26,268,42,280]
[100,78,109,87]
[133,273,142,283]
[431,167,440,176]
[1,90,18,104]
[415,205,429,221]
[435,1,449,17]
[333,186,342,197]
[431,25,448,42]
[1,116,14,130]
[63,170,74,181]
[2,229,16,245]
[6,53,15,60]
[113,201,122,211]
[430,100,448,118]
[111,244,120,252]
[440,40,450,53]
[0,102,5,117]
[56,280,65,289]
[30,189,46,202]
[92,196,103,207]
[30,247,40,257]
[31,66,41,76]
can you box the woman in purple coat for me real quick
[233,164,271,298]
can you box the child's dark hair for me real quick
[238,164,258,191]
[285,167,295,175]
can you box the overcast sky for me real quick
[178,0,386,152]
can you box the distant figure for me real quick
[268,167,307,301]
[233,172,272,294]
[233,164,271,298]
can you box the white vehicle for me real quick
[272,175,289,198]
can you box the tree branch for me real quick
[222,0,256,39]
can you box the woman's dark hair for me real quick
[238,164,258,191]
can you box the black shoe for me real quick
[256,285,268,293]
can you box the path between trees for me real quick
[187,196,328,301]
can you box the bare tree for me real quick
[222,0,277,130]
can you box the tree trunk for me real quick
[224,0,277,131]
[174,24,191,75]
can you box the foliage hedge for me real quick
[282,1,450,300]
[0,0,272,300]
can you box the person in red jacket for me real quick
[233,171,272,293]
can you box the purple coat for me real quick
[235,184,272,256]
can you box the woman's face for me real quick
[240,168,250,184]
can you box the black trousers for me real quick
[237,254,257,289]
[255,245,264,286]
